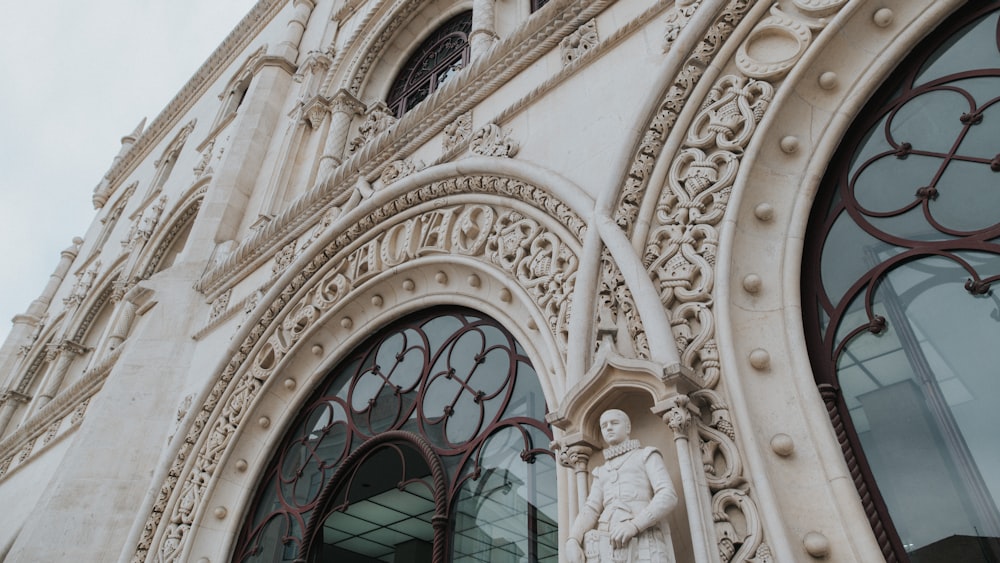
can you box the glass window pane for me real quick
[806,5,1000,561]
[235,308,556,563]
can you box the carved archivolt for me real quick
[133,174,585,562]
[604,0,855,560]
[613,0,755,237]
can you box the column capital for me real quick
[552,432,599,471]
[652,394,700,439]
[329,89,365,116]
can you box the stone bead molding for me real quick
[132,174,586,563]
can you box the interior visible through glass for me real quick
[808,6,1000,561]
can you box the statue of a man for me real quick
[566,409,678,562]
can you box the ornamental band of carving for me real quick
[133,175,585,562]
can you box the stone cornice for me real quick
[101,0,290,194]
[195,0,611,297]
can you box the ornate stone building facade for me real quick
[0,0,997,562]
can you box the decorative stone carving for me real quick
[155,120,196,168]
[41,420,61,446]
[663,0,701,52]
[17,313,48,357]
[209,290,231,322]
[614,0,756,236]
[272,240,297,276]
[292,47,334,92]
[64,261,101,307]
[566,410,678,563]
[123,195,168,251]
[298,206,340,252]
[138,177,585,562]
[193,140,214,177]
[735,7,813,80]
[470,123,519,157]
[442,111,472,152]
[688,76,772,152]
[348,102,396,154]
[598,249,649,358]
[378,158,424,186]
[301,96,330,129]
[561,19,599,65]
[138,196,168,242]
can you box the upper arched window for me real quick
[234,307,557,563]
[803,3,1000,561]
[386,12,472,118]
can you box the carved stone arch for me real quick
[69,275,119,345]
[330,0,472,101]
[211,44,269,134]
[8,313,65,399]
[133,164,590,563]
[712,1,967,561]
[177,261,568,563]
[136,183,208,279]
[583,1,978,562]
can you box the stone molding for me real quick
[192,0,618,299]
[713,2,967,561]
[133,171,589,562]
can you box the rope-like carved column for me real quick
[314,89,364,191]
[470,0,498,59]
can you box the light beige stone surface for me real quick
[0,0,976,561]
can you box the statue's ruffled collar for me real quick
[603,439,641,460]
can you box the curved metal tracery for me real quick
[804,4,1000,561]
[386,12,472,118]
[234,307,556,562]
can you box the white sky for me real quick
[0,0,259,345]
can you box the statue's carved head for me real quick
[599,409,631,446]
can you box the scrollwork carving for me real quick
[271,240,297,276]
[348,102,396,154]
[442,111,472,152]
[378,158,424,186]
[561,19,598,65]
[470,123,519,158]
[663,0,701,52]
[137,176,584,562]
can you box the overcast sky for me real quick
[0,0,259,345]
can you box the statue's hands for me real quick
[610,521,640,548]
[565,538,585,563]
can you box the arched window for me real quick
[386,12,472,118]
[234,307,557,562]
[803,3,1000,561]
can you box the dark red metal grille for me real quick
[233,307,554,562]
[386,12,472,118]
[803,3,1000,561]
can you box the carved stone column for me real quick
[275,0,316,62]
[556,433,597,521]
[654,394,711,563]
[0,239,80,385]
[106,300,138,352]
[0,390,30,437]
[35,340,88,409]
[315,89,364,185]
[470,0,498,59]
